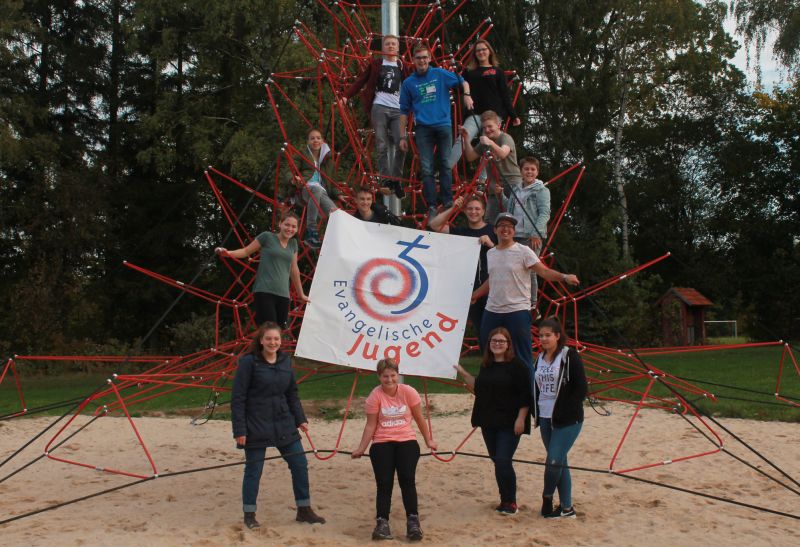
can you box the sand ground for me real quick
[0,395,797,546]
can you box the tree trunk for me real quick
[613,53,631,260]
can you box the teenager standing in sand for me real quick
[230,322,325,530]
[534,317,588,519]
[352,358,438,541]
[455,326,532,515]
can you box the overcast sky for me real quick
[723,14,786,91]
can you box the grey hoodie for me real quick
[505,179,551,239]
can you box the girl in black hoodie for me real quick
[533,317,587,519]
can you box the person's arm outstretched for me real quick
[215,239,261,260]
[532,262,579,286]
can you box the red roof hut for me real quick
[657,288,714,346]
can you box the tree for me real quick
[731,0,800,70]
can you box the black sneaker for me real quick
[544,505,576,519]
[243,512,260,530]
[393,182,406,199]
[495,502,518,515]
[406,514,423,541]
[372,517,393,540]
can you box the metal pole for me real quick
[382,0,402,217]
[382,1,404,382]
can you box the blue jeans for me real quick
[480,309,533,386]
[415,124,453,208]
[302,184,336,232]
[539,418,582,508]
[481,427,522,504]
[242,439,310,512]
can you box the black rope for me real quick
[0,395,89,422]
[0,449,329,527]
[0,414,103,485]
[2,447,797,528]
[450,451,798,520]
[673,409,800,496]
[671,373,800,403]
[0,382,107,471]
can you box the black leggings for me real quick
[369,440,420,519]
[253,292,290,328]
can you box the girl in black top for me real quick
[533,317,588,519]
[455,326,532,515]
[450,39,521,172]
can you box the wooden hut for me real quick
[658,288,713,346]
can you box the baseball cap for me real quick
[494,212,518,226]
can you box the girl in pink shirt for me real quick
[352,359,437,541]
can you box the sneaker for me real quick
[393,182,406,199]
[406,514,423,541]
[495,502,518,515]
[443,200,454,209]
[304,234,321,249]
[427,206,438,219]
[544,505,576,519]
[243,512,260,530]
[372,517,393,540]
[541,496,553,517]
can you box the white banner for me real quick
[295,210,480,379]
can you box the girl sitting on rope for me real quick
[534,317,588,519]
[455,326,532,515]
[215,211,309,329]
[351,358,437,541]
[230,322,326,530]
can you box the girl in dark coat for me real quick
[534,317,588,519]
[455,326,532,515]
[231,322,325,529]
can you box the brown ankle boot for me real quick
[243,512,260,529]
[296,505,326,524]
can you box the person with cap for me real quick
[471,212,579,382]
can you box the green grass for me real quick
[2,348,798,422]
[706,336,749,345]
[589,346,800,422]
[0,358,484,420]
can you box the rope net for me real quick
[0,0,797,505]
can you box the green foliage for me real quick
[1,0,798,360]
[732,0,800,69]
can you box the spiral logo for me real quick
[352,235,430,322]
